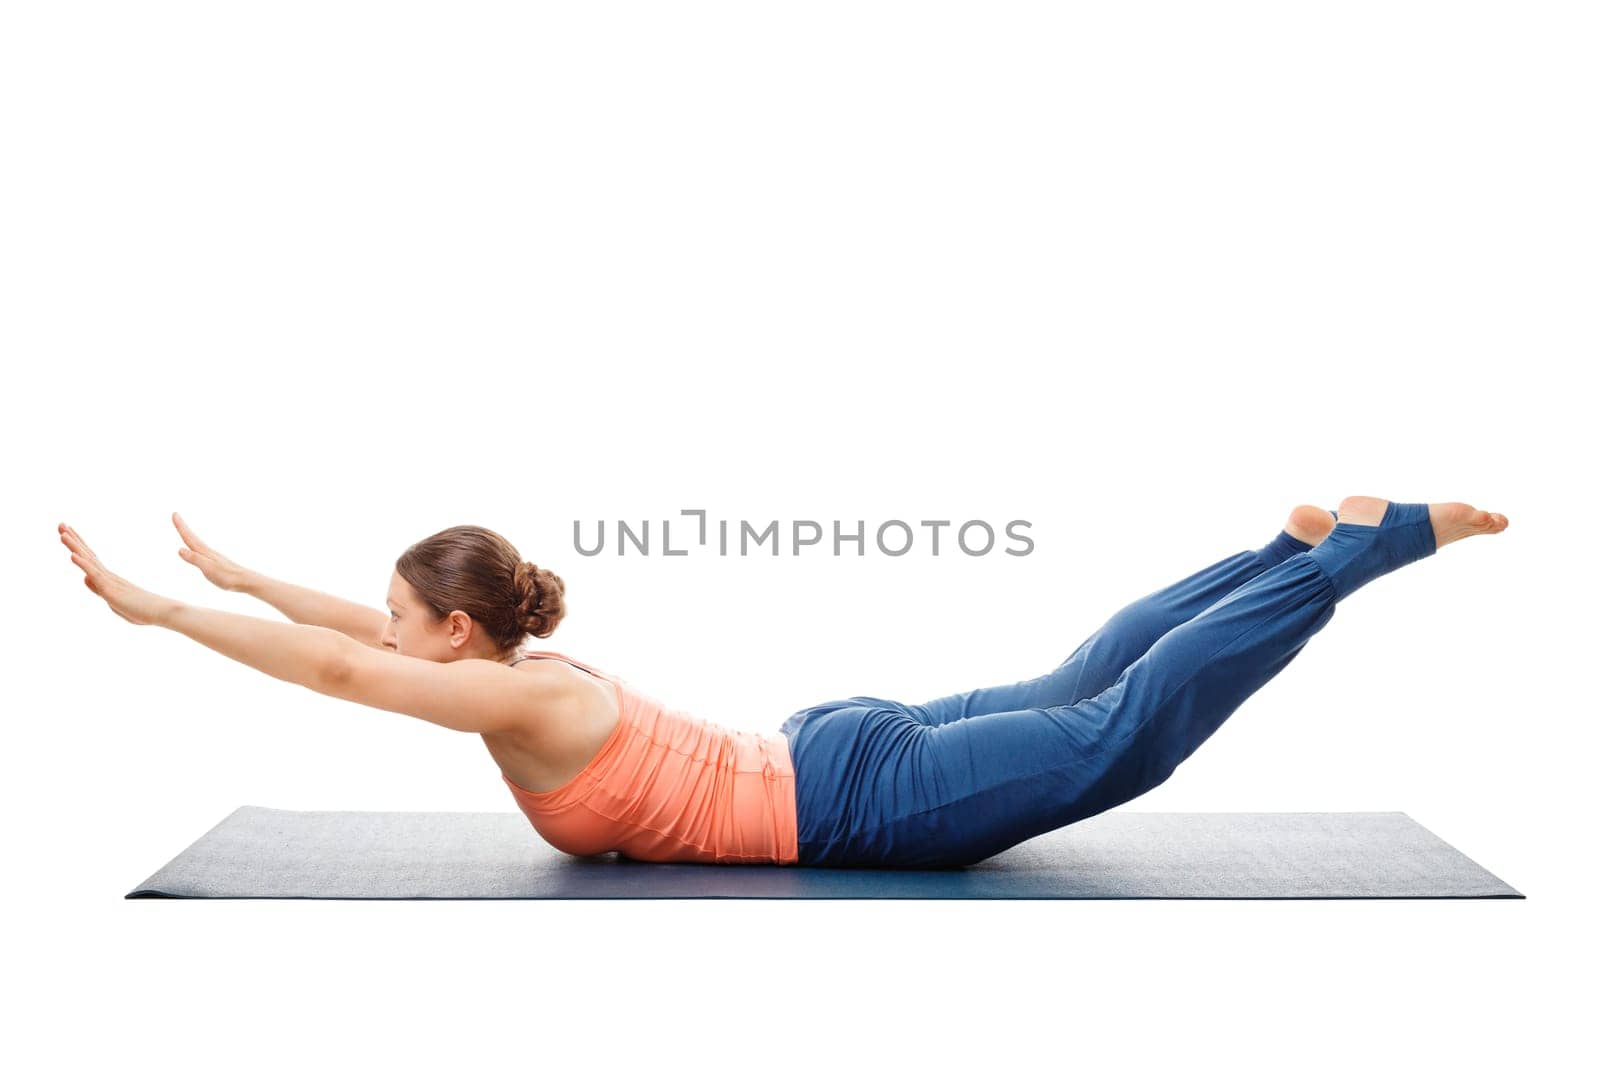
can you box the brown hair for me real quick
[394,525,567,651]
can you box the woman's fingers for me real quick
[172,512,212,554]
[172,514,212,569]
[172,511,228,564]
[59,524,105,568]
[172,511,217,563]
[67,526,101,565]
[59,526,123,600]
[68,550,109,591]
[170,513,252,592]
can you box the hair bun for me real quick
[512,560,567,639]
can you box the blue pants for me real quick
[781,504,1437,868]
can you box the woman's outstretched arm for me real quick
[239,573,388,650]
[160,601,346,691]
[172,513,388,649]
[165,600,556,733]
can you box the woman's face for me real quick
[382,573,470,660]
[381,575,426,656]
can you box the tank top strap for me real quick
[511,649,608,680]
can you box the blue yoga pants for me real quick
[781,508,1436,868]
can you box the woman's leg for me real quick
[813,500,1446,869]
[906,516,1335,728]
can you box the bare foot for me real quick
[1284,505,1337,548]
[1336,495,1510,549]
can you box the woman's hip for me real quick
[785,696,1126,867]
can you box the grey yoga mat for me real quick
[125,807,1522,900]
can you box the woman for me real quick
[59,496,1509,870]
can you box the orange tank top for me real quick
[501,650,800,865]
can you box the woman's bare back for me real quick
[481,657,622,794]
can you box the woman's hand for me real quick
[172,512,254,592]
[60,522,181,627]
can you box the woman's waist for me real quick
[510,721,799,863]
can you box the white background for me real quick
[5,1,1594,1063]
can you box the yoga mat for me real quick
[125,807,1522,900]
